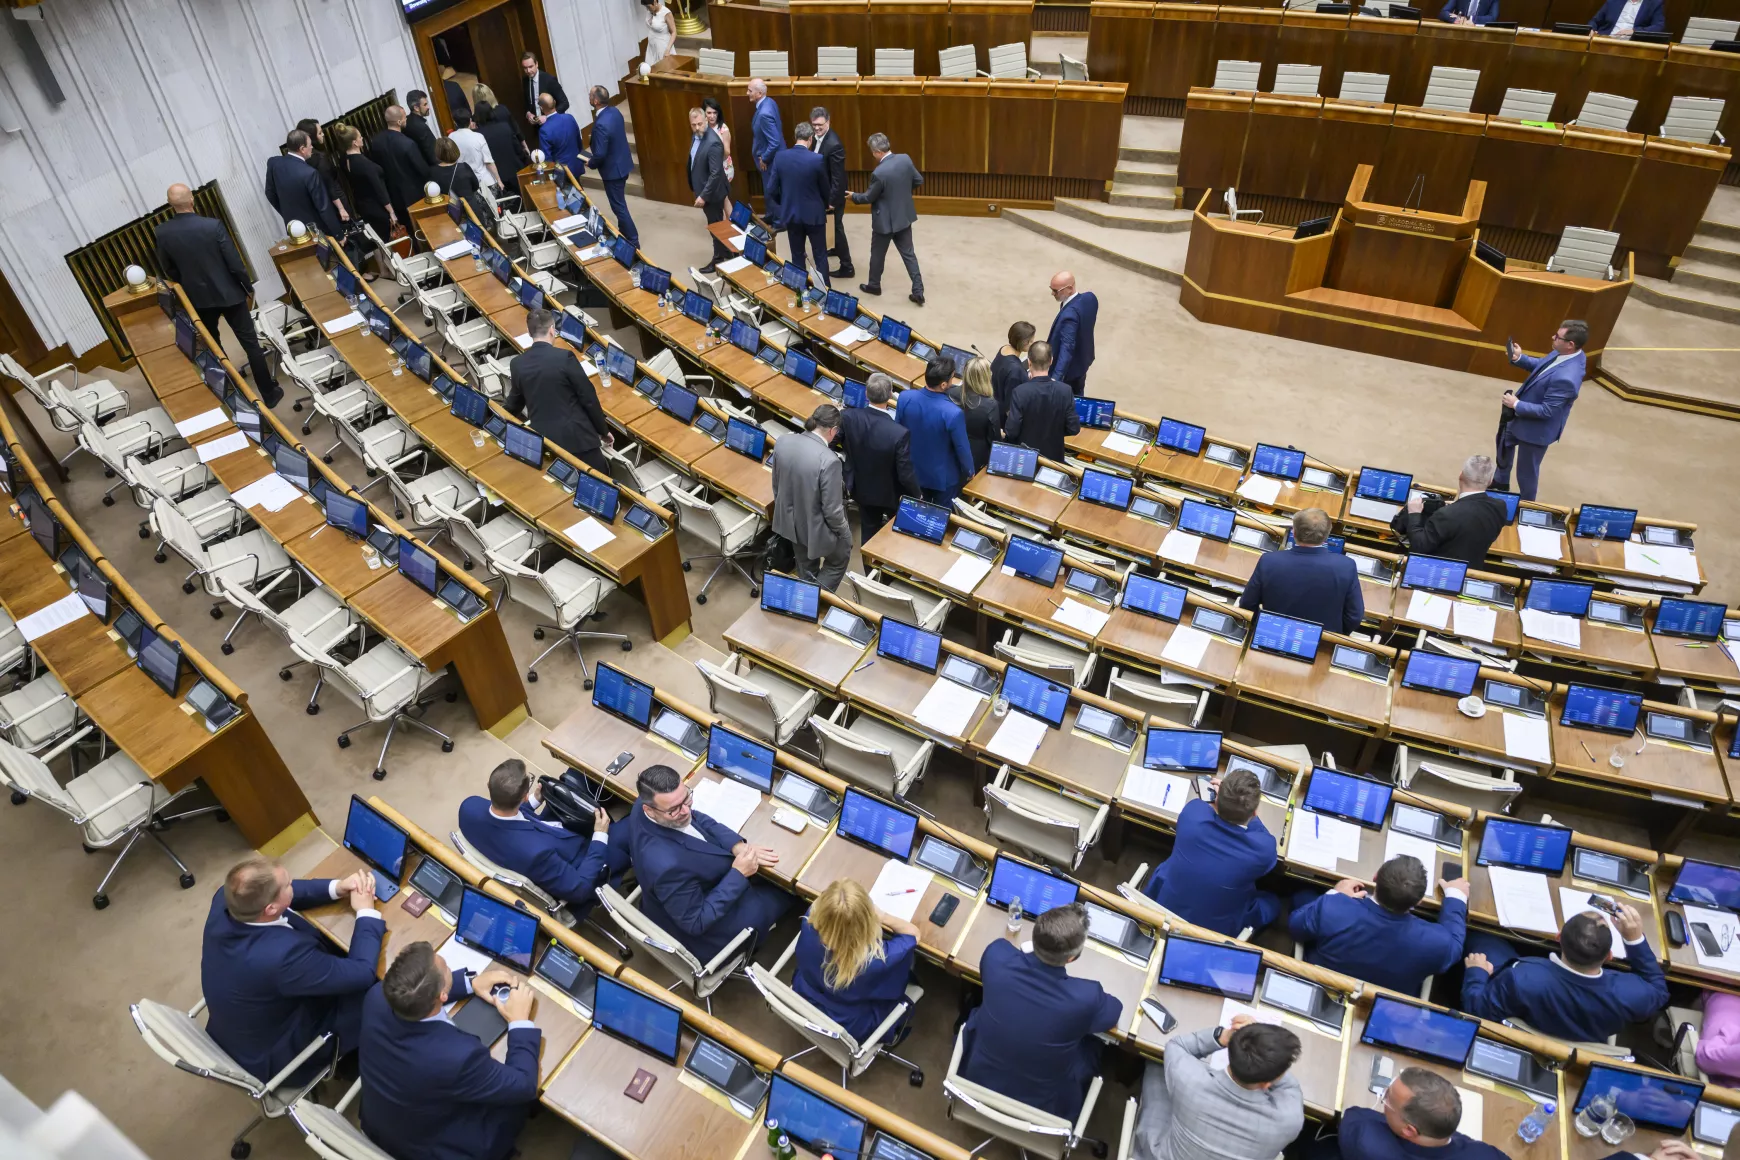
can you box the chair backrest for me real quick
[993,639,1080,687]
[1682,15,1740,45]
[984,781,1083,868]
[596,883,709,984]
[1496,87,1555,121]
[450,829,565,916]
[1661,95,1725,142]
[874,47,915,75]
[1059,53,1089,81]
[750,959,861,1072]
[749,50,790,77]
[696,658,780,741]
[1575,90,1637,130]
[646,347,684,382]
[839,571,925,624]
[665,487,726,547]
[130,999,262,1092]
[938,44,977,77]
[1105,669,1202,725]
[1421,66,1479,112]
[1212,59,1261,91]
[808,715,900,796]
[1338,71,1389,102]
[986,42,1029,77]
[0,733,78,819]
[151,496,210,571]
[1272,63,1321,95]
[292,1097,398,1160]
[816,45,858,76]
[1546,225,1620,279]
[0,352,49,408]
[943,1028,1074,1159]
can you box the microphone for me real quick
[1404,174,1425,213]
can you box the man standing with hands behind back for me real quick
[1046,271,1098,395]
[749,79,783,209]
[851,132,925,306]
[687,106,732,273]
[810,106,852,279]
[1494,320,1585,502]
[771,404,852,591]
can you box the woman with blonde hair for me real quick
[948,355,1002,473]
[793,879,919,1043]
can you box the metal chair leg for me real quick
[93,830,146,896]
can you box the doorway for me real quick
[413,0,554,139]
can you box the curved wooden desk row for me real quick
[625,66,1127,211]
[0,373,314,852]
[709,0,1037,78]
[267,229,694,647]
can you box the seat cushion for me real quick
[476,513,544,556]
[67,751,161,844]
[281,589,356,652]
[140,449,212,498]
[74,379,128,419]
[1004,776,1098,830]
[344,644,424,715]
[540,558,615,626]
[208,530,291,586]
[0,674,74,750]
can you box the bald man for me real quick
[369,105,431,240]
[1046,271,1098,396]
[535,92,584,177]
[154,184,282,406]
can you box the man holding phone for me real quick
[1494,320,1587,502]
[1288,856,1470,997]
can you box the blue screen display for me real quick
[1560,684,1643,736]
[683,289,711,323]
[708,724,776,793]
[878,317,912,351]
[594,975,683,1062]
[639,265,671,296]
[769,1075,867,1160]
[1362,995,1480,1066]
[1143,729,1223,772]
[1158,935,1262,1000]
[1487,490,1521,522]
[498,425,543,471]
[1004,536,1063,585]
[778,263,806,292]
[1122,574,1188,622]
[724,418,766,460]
[1574,1065,1703,1134]
[1000,664,1071,727]
[744,236,769,266]
[516,277,543,308]
[573,474,621,523]
[1079,468,1133,510]
[334,265,359,299]
[592,662,654,728]
[839,788,920,860]
[877,618,942,672]
[784,349,818,386]
[611,237,636,267]
[1477,818,1571,874]
[987,855,1079,913]
[729,318,759,355]
[605,345,637,383]
[344,796,408,879]
[1178,499,1236,541]
[842,380,867,409]
[731,201,751,228]
[455,886,540,971]
[1656,598,1727,640]
[1250,443,1305,480]
[824,289,858,319]
[1358,468,1413,502]
[451,384,490,426]
[1402,554,1467,595]
[1401,651,1481,697]
[1576,505,1637,540]
[988,442,1038,479]
[1526,579,1593,617]
[659,382,699,423]
[892,496,949,544]
[1252,611,1322,662]
[1303,768,1394,827]
[398,538,439,594]
[1157,417,1205,454]
[762,573,821,620]
[1668,860,1740,912]
[1075,397,1115,429]
[325,491,369,537]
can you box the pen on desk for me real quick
[1161,783,1171,808]
[854,659,874,673]
[1641,552,1661,566]
[309,524,325,539]
[1314,814,1321,838]
[886,888,918,896]
[1579,739,1596,761]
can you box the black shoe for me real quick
[859,283,881,296]
[909,293,925,306]
[699,262,718,274]
[832,266,854,279]
[262,385,285,409]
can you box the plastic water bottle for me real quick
[1517,1101,1555,1145]
[1006,897,1024,936]
[470,242,484,274]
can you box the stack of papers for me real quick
[1486,865,1558,934]
[692,777,762,832]
[1452,602,1498,643]
[17,593,90,643]
[1624,540,1700,584]
[1516,525,1564,560]
[565,516,616,552]
[434,239,474,260]
[1501,713,1552,764]
[913,678,985,736]
[550,214,589,235]
[513,333,533,349]
[1406,589,1453,630]
[1236,475,1283,505]
[1683,905,1740,969]
[1121,765,1192,814]
[1160,624,1213,669]
[196,432,251,462]
[716,256,753,274]
[1288,810,1362,871]
[831,324,871,346]
[939,553,993,593]
[322,311,364,335]
[1382,830,1441,891]
[1159,529,1202,566]
[1519,608,1580,648]
[1457,1088,1485,1141]
[870,859,933,922]
[1053,598,1110,636]
[231,473,305,513]
[1557,887,1627,958]
[985,711,1049,765]
[1208,1000,1285,1070]
[438,934,495,980]
[575,245,608,262]
[174,408,228,439]
[1101,432,1146,456]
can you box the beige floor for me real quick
[3,178,1739,1158]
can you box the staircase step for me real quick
[1118,116,1182,166]
[1109,188,1178,210]
[1686,232,1740,272]
[1632,273,1740,326]
[1112,159,1177,186]
[1051,197,1194,233]
[1671,258,1740,297]
[1002,208,1189,284]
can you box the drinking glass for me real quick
[1574,1095,1615,1138]
[1599,1112,1634,1147]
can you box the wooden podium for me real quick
[1179,164,1633,379]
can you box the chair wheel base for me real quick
[620,640,633,651]
[696,593,707,605]
[231,1141,252,1158]
[302,425,312,436]
[323,455,334,465]
[1091,1142,1108,1158]
[215,809,229,823]
[138,526,150,539]
[179,873,196,889]
[527,671,538,682]
[441,741,454,753]
[93,893,109,910]
[103,468,115,478]
[533,628,545,640]
[10,791,25,805]
[366,467,377,478]
[221,643,234,655]
[337,734,350,747]
[445,691,458,703]
[209,606,223,620]
[83,842,98,853]
[749,587,760,598]
[280,669,293,681]
[583,679,594,691]
[681,561,692,572]
[154,553,166,564]
[372,768,386,780]
[102,495,115,506]
[909,1069,924,1086]
[182,582,196,594]
[291,403,303,414]
[307,704,320,715]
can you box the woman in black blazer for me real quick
[294,118,350,227]
[334,124,392,275]
[429,137,488,223]
[949,356,1002,472]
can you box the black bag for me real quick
[537,769,602,833]
[764,532,797,576]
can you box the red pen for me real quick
[886,888,918,895]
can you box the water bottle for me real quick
[1517,1101,1555,1145]
[1005,897,1024,936]
[470,242,484,274]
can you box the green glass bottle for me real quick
[776,1133,796,1160]
[764,1119,781,1149]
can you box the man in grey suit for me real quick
[850,132,924,306]
[770,404,852,591]
[687,106,732,273]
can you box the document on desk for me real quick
[17,592,90,643]
[434,239,474,260]
[1519,608,1580,648]
[513,333,533,349]
[1456,1088,1485,1141]
[1682,905,1740,970]
[1452,601,1498,644]
[1121,765,1192,816]
[1235,474,1282,506]
[985,711,1049,766]
[575,245,608,263]
[913,677,985,737]
[1052,598,1109,636]
[1558,887,1626,958]
[1405,589,1453,630]
[1500,713,1552,765]
[1486,865,1559,935]
[691,777,761,833]
[565,516,617,552]
[1516,525,1564,560]
[174,408,229,439]
[1208,1000,1284,1070]
[1624,540,1700,584]
[196,431,251,463]
[438,933,495,980]
[1383,830,1440,892]
[939,552,993,593]
[870,859,933,922]
[549,214,588,236]
[1100,432,1145,457]
[1160,624,1212,669]
[231,473,304,513]
[321,310,364,335]
[830,324,871,347]
[1159,529,1202,566]
[1288,810,1361,872]
[716,256,752,274]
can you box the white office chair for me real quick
[150,496,294,621]
[1421,65,1479,113]
[1497,87,1555,121]
[429,493,542,574]
[1221,187,1263,224]
[751,935,925,1087]
[1105,666,1209,725]
[488,542,630,687]
[1212,59,1261,91]
[1271,63,1321,96]
[382,239,446,300]
[1392,743,1522,812]
[984,766,1108,870]
[51,381,176,468]
[1572,91,1638,131]
[816,45,859,76]
[695,654,820,746]
[450,827,573,926]
[1545,225,1621,280]
[0,609,28,685]
[1060,53,1090,81]
[602,442,693,510]
[1681,15,1739,45]
[664,487,765,604]
[1660,95,1726,143]
[254,299,316,347]
[809,705,934,797]
[260,319,350,413]
[260,584,361,712]
[943,1026,1103,1159]
[290,1078,393,1160]
[0,352,127,433]
[938,44,978,77]
[875,48,916,75]
[310,383,393,468]
[1119,862,1256,940]
[133,997,338,1160]
[1339,71,1389,102]
[595,883,752,1009]
[385,464,480,538]
[981,42,1040,79]
[749,50,791,77]
[0,672,80,755]
[839,570,949,630]
[996,626,1096,687]
[82,420,219,515]
[698,47,737,76]
[1661,1005,1708,1080]
[285,630,452,781]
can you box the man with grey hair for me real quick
[850,132,925,305]
[1334,1066,1508,1160]
[1392,454,1509,566]
[1238,506,1364,633]
[836,371,919,544]
[749,77,783,191]
[771,402,852,588]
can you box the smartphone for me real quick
[1691,921,1725,958]
[1195,776,1217,803]
[1586,893,1622,919]
[1442,861,1460,883]
[1141,997,1177,1034]
[605,751,634,776]
[928,894,960,927]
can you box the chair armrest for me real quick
[69,778,155,828]
[1072,1075,1104,1143]
[263,1031,335,1092]
[858,996,911,1055]
[336,1077,364,1114]
[359,662,417,700]
[303,604,351,633]
[5,691,71,728]
[1117,1097,1137,1160]
[1083,802,1111,846]
[39,724,97,764]
[770,933,802,975]
[700,926,756,976]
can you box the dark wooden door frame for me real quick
[413,0,556,133]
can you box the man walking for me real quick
[584,85,638,249]
[368,106,431,244]
[404,90,439,165]
[851,133,924,306]
[766,124,831,286]
[687,107,732,273]
[810,107,852,279]
[836,373,918,544]
[749,79,783,196]
[264,130,342,237]
[1494,320,1586,501]
[770,404,852,591]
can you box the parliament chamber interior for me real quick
[2,0,1740,1157]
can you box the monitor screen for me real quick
[1303,768,1394,828]
[1074,397,1115,429]
[1559,684,1644,736]
[1667,860,1740,912]
[824,289,858,320]
[1250,443,1305,480]
[768,1075,868,1160]
[761,573,821,621]
[592,662,654,729]
[1000,664,1071,728]
[1143,728,1223,772]
[135,623,187,696]
[1357,467,1413,502]
[610,237,636,267]
[878,316,912,351]
[1121,574,1188,622]
[1401,651,1481,698]
[403,341,432,381]
[1158,934,1262,1000]
[842,379,867,409]
[1003,536,1063,586]
[707,724,776,793]
[1402,555,1467,595]
[502,424,544,468]
[940,344,973,377]
[892,496,950,544]
[398,537,440,594]
[1487,490,1521,522]
[1574,1065,1703,1135]
[783,349,818,386]
[573,474,621,523]
[987,442,1038,480]
[324,491,370,537]
[1178,498,1236,541]
[1362,995,1480,1067]
[724,418,767,461]
[333,265,360,299]
[639,265,671,296]
[682,289,711,324]
[19,491,59,559]
[1526,579,1594,618]
[1576,505,1637,540]
[659,382,699,424]
[604,345,637,384]
[877,618,942,672]
[1157,417,1206,454]
[987,854,1079,913]
[451,384,491,427]
[201,359,229,397]
[1078,468,1133,510]
[1477,818,1571,874]
[731,200,752,229]
[273,444,312,492]
[729,318,759,355]
[744,236,769,266]
[1656,598,1727,640]
[454,888,540,974]
[75,557,110,621]
[344,795,410,880]
[838,788,920,860]
[229,396,262,442]
[1251,611,1322,663]
[593,975,684,1063]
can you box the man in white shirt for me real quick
[1592,0,1664,37]
[449,110,500,192]
[456,758,624,920]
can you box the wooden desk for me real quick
[860,516,1001,601]
[1516,600,1659,679]
[1547,692,1729,808]
[282,523,398,601]
[1234,635,1395,736]
[794,828,980,960]
[542,695,705,798]
[294,838,460,976]
[973,560,1115,652]
[961,469,1073,532]
[1065,414,1153,477]
[1656,853,1740,992]
[1386,664,1556,776]
[1463,825,1663,958]
[692,444,775,518]
[368,372,450,423]
[1056,497,1169,567]
[1094,598,1249,692]
[1282,774,1471,902]
[967,695,1137,801]
[1391,582,1522,653]
[838,640,998,750]
[1141,440,1248,501]
[1650,620,1740,687]
[1117,730,1295,839]
[1568,524,1707,595]
[1157,522,1269,589]
[722,600,874,693]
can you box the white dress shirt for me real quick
[1612,0,1643,35]
[449,127,497,190]
[247,879,379,926]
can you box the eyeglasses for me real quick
[649,788,693,816]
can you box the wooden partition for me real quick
[710,0,1036,75]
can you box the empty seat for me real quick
[1338,71,1389,102]
[1105,666,1209,725]
[1682,16,1740,46]
[995,627,1095,687]
[1421,66,1479,113]
[838,570,949,630]
[874,47,915,75]
[1573,90,1637,131]
[698,47,735,76]
[1660,95,1725,143]
[1393,742,1522,813]
[815,45,858,76]
[1271,63,1321,96]
[1497,88,1555,121]
[981,42,1038,79]
[809,706,934,798]
[749,50,790,78]
[1059,53,1089,81]
[937,44,978,77]
[696,654,819,746]
[1546,225,1620,280]
[1211,59,1261,91]
[985,766,1108,870]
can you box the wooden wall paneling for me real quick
[1504,30,1591,123]
[1535,127,1641,238]
[857,77,930,168]
[1507,0,1555,32]
[1566,39,1669,132]
[1286,230,1336,294]
[1656,48,1740,146]
[1326,224,1471,307]
[799,78,867,169]
[1088,1,1158,88]
[1240,95,1325,199]
[1394,24,1512,111]
[635,73,721,202]
[1051,81,1128,181]
[1208,7,1285,89]
[872,0,951,74]
[1468,119,1563,232]
[1275,11,1350,99]
[765,77,805,158]
[1450,239,1504,328]
[1340,15,1416,102]
[1302,99,1393,203]
[1367,108,1485,211]
[987,79,1057,173]
[950,0,1036,73]
[1616,138,1728,274]
[791,0,870,76]
[1144,4,1221,99]
[710,1,796,55]
[1179,90,1254,194]
[921,77,993,174]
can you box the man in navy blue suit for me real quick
[583,85,638,249]
[1337,1068,1510,1160]
[457,758,626,921]
[1046,271,1098,395]
[1591,0,1665,36]
[748,78,784,213]
[766,123,833,287]
[1494,319,1586,501]
[1143,767,1281,937]
[264,131,343,237]
[200,857,383,1084]
[960,903,1123,1119]
[1289,856,1470,997]
[360,941,540,1160]
[629,764,793,962]
[1438,0,1500,23]
[535,93,584,178]
[1238,508,1365,633]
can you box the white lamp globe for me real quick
[425,181,440,198]
[287,219,307,239]
[124,265,147,288]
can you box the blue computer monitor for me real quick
[729,318,759,355]
[1401,555,1467,595]
[724,418,766,461]
[515,277,543,309]
[682,289,711,324]
[1477,818,1571,874]
[1157,417,1206,454]
[324,491,369,537]
[876,617,942,672]
[783,349,818,386]
[731,201,752,229]
[1559,683,1644,736]
[1074,397,1115,429]
[201,359,229,397]
[1655,598,1728,641]
[987,854,1079,913]
[502,424,544,468]
[1357,467,1413,502]
[605,345,637,383]
[455,885,541,971]
[1250,443,1305,480]
[1575,504,1637,540]
[343,795,409,883]
[610,237,636,268]
[1121,574,1188,623]
[768,1075,868,1160]
[744,236,769,267]
[334,265,360,299]
[824,289,858,320]
[1303,767,1394,829]
[707,724,776,793]
[487,250,514,286]
[1000,664,1071,728]
[573,474,621,523]
[987,442,1038,480]
[659,382,699,424]
[1487,489,1522,522]
[403,341,432,381]
[878,316,912,351]
[1574,1065,1703,1135]
[273,444,312,491]
[558,313,588,350]
[1143,728,1223,772]
[451,384,491,427]
[639,265,671,296]
[761,572,821,622]
[1178,499,1236,541]
[135,623,187,696]
[1361,995,1480,1067]
[1400,651,1481,698]
[1078,468,1133,511]
[592,975,684,1063]
[1157,934,1262,1001]
[1003,536,1063,586]
[592,661,655,729]
[1251,611,1322,663]
[398,537,440,594]
[892,496,949,544]
[1667,860,1740,912]
[838,788,920,860]
[842,380,868,409]
[778,263,806,293]
[1526,579,1594,618]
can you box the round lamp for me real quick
[286,218,309,241]
[424,180,443,204]
[124,264,150,294]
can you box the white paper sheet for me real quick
[437,934,495,980]
[1558,887,1627,958]
[549,214,589,236]
[1452,602,1498,644]
[1501,713,1552,764]
[1121,766,1193,814]
[1160,529,1202,566]
[174,408,229,438]
[1683,905,1740,969]
[321,310,364,335]
[565,516,616,552]
[1160,624,1213,669]
[196,432,251,462]
[1208,1000,1285,1070]
[1383,830,1441,892]
[17,593,90,643]
[830,324,871,346]
[1516,525,1564,560]
[716,256,752,274]
[1406,589,1453,629]
[985,711,1049,766]
[692,777,762,833]
[1519,608,1581,648]
[231,473,304,513]
[870,859,933,922]
[1289,810,1362,871]
[1236,474,1283,505]
[513,333,533,349]
[1456,1088,1485,1141]
[913,678,985,737]
[939,553,993,593]
[434,239,474,259]
[1487,865,1559,935]
[1053,598,1110,636]
[1101,432,1145,456]
[575,245,608,262]
[1625,540,1700,583]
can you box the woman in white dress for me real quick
[641,0,674,66]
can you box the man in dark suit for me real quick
[1494,320,1586,501]
[766,124,832,286]
[200,857,383,1084]
[476,102,529,198]
[535,93,585,176]
[441,69,471,127]
[360,941,540,1160]
[629,764,793,962]
[456,758,626,921]
[1142,768,1280,937]
[504,308,612,475]
[584,84,638,249]
[155,183,283,407]
[1439,0,1500,22]
[1390,454,1508,565]
[836,372,918,543]
[810,106,852,279]
[1290,856,1471,997]
[1046,271,1098,395]
[1003,341,1079,461]
[264,129,342,237]
[1239,508,1364,632]
[687,106,732,272]
[1337,1068,1512,1160]
[959,904,1123,1120]
[404,90,439,165]
[748,78,783,183]
[522,50,569,128]
[851,132,924,305]
[1592,0,1665,36]
[369,106,432,244]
